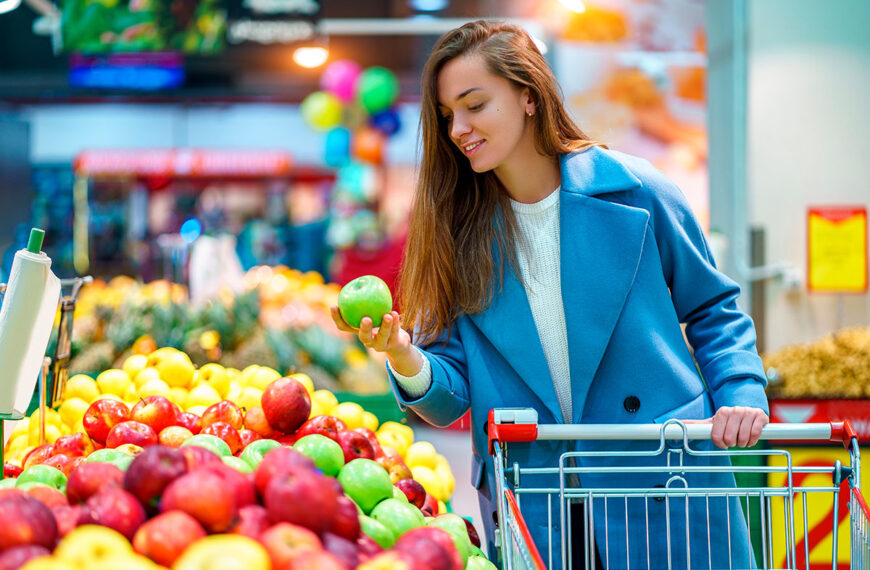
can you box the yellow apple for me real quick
[237,387,263,411]
[311,389,338,414]
[331,402,365,430]
[411,465,446,502]
[239,365,261,387]
[246,367,281,391]
[185,384,221,410]
[378,421,414,446]
[361,411,379,432]
[96,369,132,397]
[196,363,230,397]
[19,557,78,570]
[173,535,271,570]
[9,417,30,439]
[225,381,243,405]
[405,441,438,470]
[63,374,100,403]
[58,398,90,428]
[156,351,195,389]
[137,378,171,399]
[134,367,161,389]
[123,383,138,402]
[122,354,149,382]
[168,387,189,407]
[376,429,410,458]
[54,525,133,566]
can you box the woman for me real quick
[332,20,768,569]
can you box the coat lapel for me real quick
[559,149,649,423]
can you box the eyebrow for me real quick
[437,87,482,108]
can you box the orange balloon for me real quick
[352,127,385,165]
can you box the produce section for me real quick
[1,351,491,569]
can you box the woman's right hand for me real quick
[329,308,422,375]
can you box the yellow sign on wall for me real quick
[807,207,868,293]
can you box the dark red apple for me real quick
[463,517,482,548]
[132,510,207,567]
[66,462,124,505]
[337,430,375,463]
[160,468,237,533]
[77,487,146,540]
[261,377,311,434]
[394,478,426,509]
[3,463,22,479]
[253,446,315,496]
[0,544,51,570]
[421,492,439,517]
[393,526,464,570]
[51,504,80,538]
[123,445,188,513]
[327,495,361,541]
[0,494,56,551]
[83,399,130,444]
[201,401,244,431]
[352,427,382,456]
[105,420,158,449]
[322,531,360,569]
[263,468,340,534]
[357,534,383,562]
[131,395,179,435]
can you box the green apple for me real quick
[337,275,393,328]
[428,514,473,566]
[337,458,393,513]
[359,514,396,549]
[239,439,281,469]
[471,545,486,558]
[391,486,409,503]
[222,455,253,474]
[370,498,426,538]
[293,434,344,477]
[16,465,67,493]
[466,555,498,570]
[0,478,16,489]
[181,434,232,458]
[85,448,134,471]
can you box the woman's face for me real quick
[436,53,533,173]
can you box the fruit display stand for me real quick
[0,353,493,569]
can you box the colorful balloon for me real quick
[351,127,386,165]
[371,108,401,136]
[301,91,343,131]
[324,127,351,168]
[320,60,362,103]
[356,67,399,114]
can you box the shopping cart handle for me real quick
[487,409,861,454]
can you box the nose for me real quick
[450,114,471,142]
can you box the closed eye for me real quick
[469,103,483,111]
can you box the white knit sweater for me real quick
[390,187,573,422]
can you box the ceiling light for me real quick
[293,46,329,68]
[557,0,586,13]
[408,0,449,11]
[0,0,22,15]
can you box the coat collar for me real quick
[468,147,648,423]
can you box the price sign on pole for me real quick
[807,206,867,293]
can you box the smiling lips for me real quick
[462,140,484,156]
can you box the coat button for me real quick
[653,484,666,502]
[623,396,640,413]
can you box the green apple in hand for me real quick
[338,275,393,328]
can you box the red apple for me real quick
[290,549,347,570]
[160,468,237,532]
[105,420,158,449]
[24,485,67,509]
[51,504,80,538]
[229,504,270,539]
[259,522,321,570]
[394,478,426,509]
[3,463,22,479]
[176,411,202,435]
[131,395,179,435]
[66,462,124,505]
[123,445,188,513]
[0,494,57,551]
[357,534,383,563]
[337,430,375,463]
[238,429,261,450]
[132,510,207,567]
[22,444,54,470]
[159,425,194,447]
[77,487,146,540]
[244,407,277,439]
[261,377,311,434]
[179,445,222,471]
[83,399,130,444]
[327,495,361,541]
[353,427,382,455]
[63,457,87,477]
[463,518,482,548]
[201,422,243,455]
[41,453,75,475]
[375,453,413,484]
[322,531,360,570]
[264,468,340,534]
[297,415,344,443]
[0,544,51,570]
[253,447,315,497]
[199,463,256,508]
[52,433,95,458]
[421,492,439,517]
[394,526,464,570]
[276,433,300,446]
[201,401,244,431]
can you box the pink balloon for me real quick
[321,60,363,103]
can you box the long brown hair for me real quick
[400,20,602,344]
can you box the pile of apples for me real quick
[0,366,489,569]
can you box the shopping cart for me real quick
[487,407,870,570]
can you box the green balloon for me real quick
[357,67,399,114]
[301,91,343,131]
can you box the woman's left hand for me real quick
[707,406,769,449]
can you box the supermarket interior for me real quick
[0,0,869,569]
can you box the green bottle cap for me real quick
[26,228,45,254]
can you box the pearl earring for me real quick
[527,111,533,117]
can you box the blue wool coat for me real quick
[388,147,768,569]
